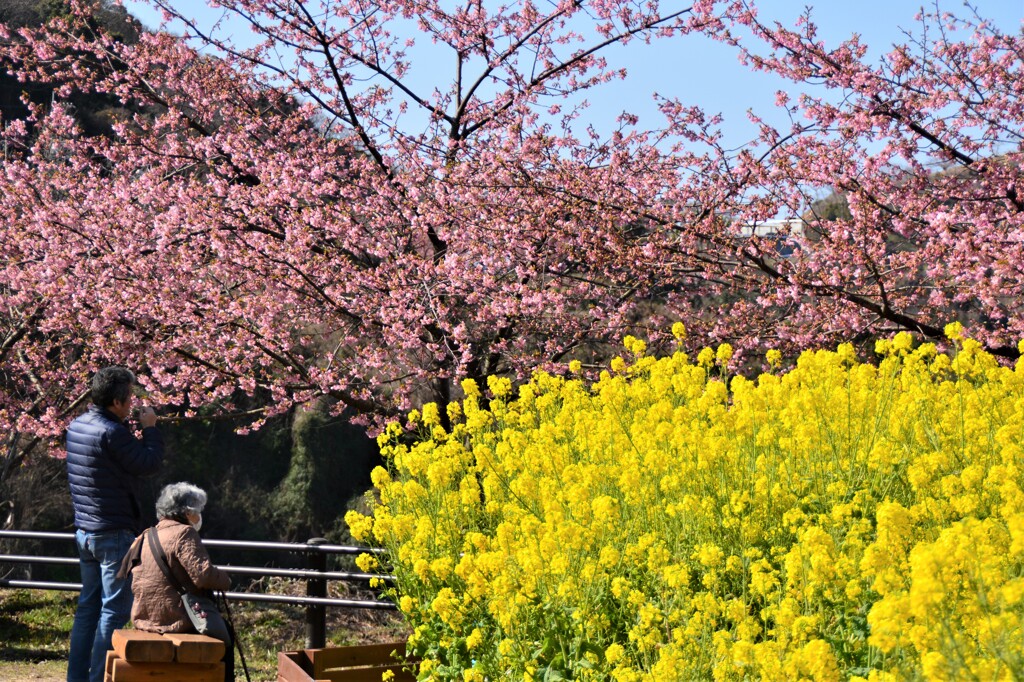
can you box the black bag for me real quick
[145,529,230,641]
[180,591,220,636]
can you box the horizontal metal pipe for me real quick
[203,539,385,555]
[0,530,74,541]
[0,554,78,565]
[0,556,395,583]
[0,529,386,556]
[221,591,396,610]
[0,580,396,610]
[218,565,394,582]
[0,579,82,591]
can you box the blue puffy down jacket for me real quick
[66,406,164,532]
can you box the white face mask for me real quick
[192,514,202,532]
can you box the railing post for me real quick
[305,537,328,650]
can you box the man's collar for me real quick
[90,404,127,425]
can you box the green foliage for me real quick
[272,399,381,542]
[157,398,381,546]
[0,589,76,660]
[0,0,142,140]
[0,0,139,38]
[808,190,852,222]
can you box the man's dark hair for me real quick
[90,367,136,408]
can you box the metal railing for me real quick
[0,529,396,649]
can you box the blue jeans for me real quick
[67,529,135,682]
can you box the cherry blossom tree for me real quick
[0,0,714,455]
[690,2,1024,359]
[0,0,1022,465]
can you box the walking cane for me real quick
[217,592,252,682]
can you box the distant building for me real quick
[736,218,805,257]
[736,218,805,238]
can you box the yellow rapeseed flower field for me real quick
[347,326,1024,681]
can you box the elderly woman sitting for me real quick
[125,482,233,681]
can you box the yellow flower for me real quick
[716,343,733,364]
[892,331,913,353]
[370,466,391,488]
[460,378,480,397]
[345,511,374,542]
[422,402,441,426]
[363,329,1024,681]
[486,375,512,397]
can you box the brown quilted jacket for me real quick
[129,517,230,633]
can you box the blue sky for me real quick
[124,1,1023,146]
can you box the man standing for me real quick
[65,367,164,682]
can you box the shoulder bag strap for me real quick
[146,528,187,596]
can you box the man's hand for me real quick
[138,406,157,428]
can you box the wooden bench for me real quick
[105,629,226,682]
[277,642,416,682]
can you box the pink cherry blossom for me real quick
[0,0,1021,464]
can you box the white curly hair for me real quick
[155,482,207,520]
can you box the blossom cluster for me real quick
[3,1,1024,455]
[349,326,1024,680]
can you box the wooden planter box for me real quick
[277,642,416,682]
